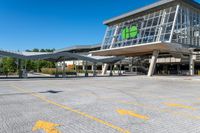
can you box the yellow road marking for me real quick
[10,85,130,133]
[118,101,200,120]
[117,109,149,120]
[164,103,196,110]
[32,120,61,133]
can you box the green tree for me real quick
[26,60,37,71]
[2,57,17,76]
[40,49,45,52]
[24,48,56,72]
[25,49,31,52]
[32,48,39,52]
[0,58,3,74]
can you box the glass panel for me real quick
[172,5,200,47]
[101,5,178,49]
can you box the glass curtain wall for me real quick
[172,4,200,47]
[102,6,178,50]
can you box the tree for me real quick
[0,58,3,74]
[26,60,37,71]
[2,57,17,76]
[24,48,56,72]
[25,49,31,52]
[32,48,39,52]
[0,48,56,75]
[40,49,46,52]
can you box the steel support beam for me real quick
[169,5,180,42]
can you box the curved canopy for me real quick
[0,49,124,64]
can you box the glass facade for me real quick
[101,3,200,50]
[172,5,200,47]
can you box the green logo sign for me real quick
[122,26,138,40]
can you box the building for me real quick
[92,0,200,76]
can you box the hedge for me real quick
[41,68,94,75]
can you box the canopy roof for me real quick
[55,44,101,53]
[0,49,123,64]
[92,42,191,57]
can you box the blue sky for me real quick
[0,0,199,51]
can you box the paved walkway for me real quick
[0,76,200,133]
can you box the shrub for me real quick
[41,68,94,75]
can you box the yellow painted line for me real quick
[117,109,149,120]
[118,101,200,120]
[10,85,130,133]
[164,103,196,110]
[32,120,61,133]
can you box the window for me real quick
[101,5,178,49]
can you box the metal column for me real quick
[82,61,85,71]
[18,59,22,78]
[93,63,97,77]
[24,60,27,78]
[55,62,59,78]
[37,60,40,73]
[118,61,122,76]
[75,64,78,77]
[189,54,195,76]
[62,60,66,78]
[85,61,88,77]
[109,64,113,76]
[177,64,180,75]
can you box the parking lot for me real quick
[1,76,200,133]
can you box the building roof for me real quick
[104,0,200,25]
[0,44,123,63]
[91,41,191,57]
[54,44,101,53]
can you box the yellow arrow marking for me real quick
[164,103,196,110]
[32,120,61,133]
[117,109,149,120]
